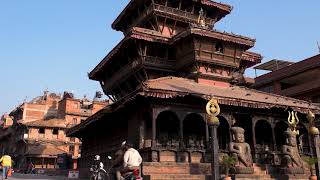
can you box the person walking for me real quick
[0,153,12,179]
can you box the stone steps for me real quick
[142,162,211,175]
[142,162,310,180]
[253,163,268,175]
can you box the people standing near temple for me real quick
[0,153,12,179]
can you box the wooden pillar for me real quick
[152,109,158,148]
[54,158,57,169]
[42,157,45,169]
[177,111,185,147]
[139,119,146,149]
[271,125,277,151]
[179,118,184,146]
[252,120,257,162]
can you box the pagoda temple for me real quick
[68,0,320,179]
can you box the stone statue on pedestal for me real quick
[281,129,304,174]
[229,127,254,174]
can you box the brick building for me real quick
[0,114,13,128]
[253,54,320,104]
[0,91,108,172]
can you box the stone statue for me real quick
[281,129,304,174]
[229,127,254,174]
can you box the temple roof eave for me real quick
[112,0,232,31]
[68,76,320,137]
[190,28,256,48]
[141,77,320,113]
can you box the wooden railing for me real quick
[143,56,176,70]
[127,3,215,32]
[153,4,215,25]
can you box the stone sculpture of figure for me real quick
[281,129,304,172]
[187,136,196,148]
[229,127,254,174]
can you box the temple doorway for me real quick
[274,121,288,151]
[156,111,180,148]
[183,113,206,149]
[254,120,273,163]
[217,116,230,151]
[255,120,273,151]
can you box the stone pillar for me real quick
[209,121,220,180]
[313,133,320,176]
[206,123,210,148]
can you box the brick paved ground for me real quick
[8,173,66,180]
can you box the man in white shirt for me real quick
[123,145,142,168]
[121,142,142,178]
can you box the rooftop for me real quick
[254,59,293,71]
[140,76,320,113]
[255,54,320,87]
[21,118,67,129]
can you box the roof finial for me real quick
[317,41,320,54]
[198,8,206,27]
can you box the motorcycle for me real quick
[122,169,143,180]
[89,155,112,180]
[89,155,143,180]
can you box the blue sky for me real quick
[0,0,319,114]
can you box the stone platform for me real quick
[142,162,311,180]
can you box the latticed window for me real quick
[69,145,75,154]
[72,118,77,125]
[215,42,224,53]
[312,95,320,103]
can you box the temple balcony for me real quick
[143,55,176,71]
[102,60,143,91]
[195,49,241,68]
